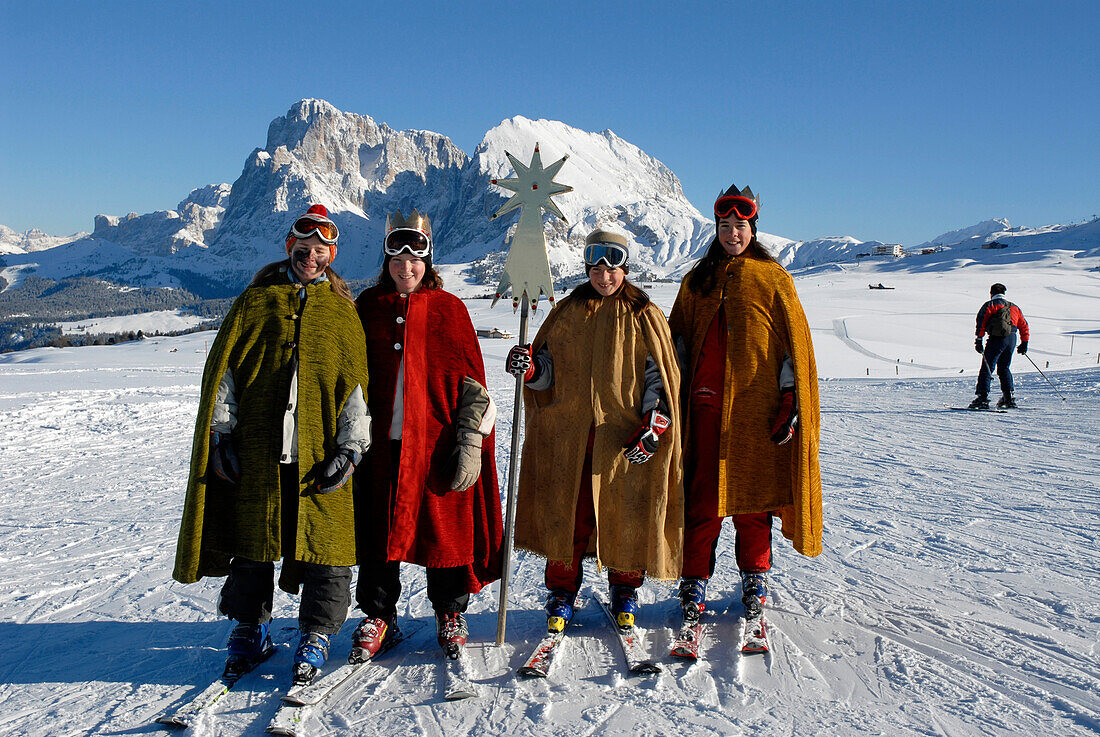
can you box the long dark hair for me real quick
[250,260,353,302]
[375,256,444,291]
[685,235,779,294]
[562,266,651,316]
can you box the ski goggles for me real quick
[384,229,432,258]
[289,215,339,244]
[584,241,629,268]
[714,194,758,221]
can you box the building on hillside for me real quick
[476,327,514,339]
[872,244,904,258]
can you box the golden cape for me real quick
[173,267,369,589]
[513,296,684,579]
[669,254,822,557]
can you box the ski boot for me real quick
[545,589,577,633]
[223,622,273,680]
[740,571,768,619]
[678,577,708,623]
[436,612,469,660]
[996,394,1017,409]
[292,632,330,686]
[968,394,990,410]
[609,584,639,630]
[348,616,396,664]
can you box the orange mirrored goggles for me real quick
[714,195,758,221]
[290,215,339,244]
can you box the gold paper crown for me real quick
[385,208,433,241]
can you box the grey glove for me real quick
[209,431,241,485]
[447,436,483,492]
[314,447,361,494]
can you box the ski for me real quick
[156,638,282,728]
[442,645,479,700]
[670,619,706,660]
[740,612,769,654]
[592,592,661,674]
[265,622,421,736]
[518,629,569,678]
[949,406,1007,413]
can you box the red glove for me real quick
[506,344,535,381]
[623,410,671,464]
[770,388,798,445]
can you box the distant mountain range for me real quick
[2,99,1097,299]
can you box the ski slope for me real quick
[0,256,1097,736]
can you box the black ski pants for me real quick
[356,561,469,623]
[219,557,352,635]
[216,463,352,635]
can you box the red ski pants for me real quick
[545,426,645,593]
[682,402,773,579]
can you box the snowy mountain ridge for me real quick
[0,100,715,295]
[2,99,1097,297]
[0,224,87,255]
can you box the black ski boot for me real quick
[968,394,990,410]
[996,394,1017,409]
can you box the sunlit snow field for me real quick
[0,252,1098,736]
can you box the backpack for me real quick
[987,303,1013,338]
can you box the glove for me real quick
[974,338,984,354]
[1017,341,1028,355]
[446,436,483,492]
[209,431,241,485]
[506,344,535,381]
[769,388,799,445]
[622,410,671,464]
[314,447,361,494]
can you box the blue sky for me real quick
[2,0,1096,245]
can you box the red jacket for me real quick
[355,285,503,594]
[976,297,1030,341]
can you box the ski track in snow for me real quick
[1,299,1099,735]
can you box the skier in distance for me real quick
[969,283,1030,409]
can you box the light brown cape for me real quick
[669,254,822,557]
[513,296,684,579]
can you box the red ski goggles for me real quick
[584,242,629,268]
[714,194,758,221]
[384,229,432,258]
[289,215,339,245]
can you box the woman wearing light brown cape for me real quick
[508,229,683,633]
[669,185,821,648]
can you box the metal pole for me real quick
[1023,351,1068,402]
[496,297,530,644]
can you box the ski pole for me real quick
[1022,351,1068,402]
[496,297,529,644]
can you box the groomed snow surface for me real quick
[1,257,1098,736]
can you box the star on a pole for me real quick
[489,144,572,310]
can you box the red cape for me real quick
[355,285,503,593]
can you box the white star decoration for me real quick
[489,144,572,311]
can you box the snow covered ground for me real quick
[0,254,1097,736]
[56,310,208,336]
